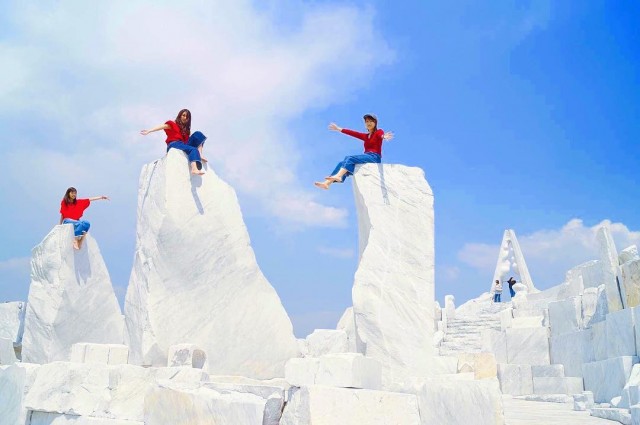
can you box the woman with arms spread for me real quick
[314,113,393,190]
[59,187,109,250]
[140,108,207,176]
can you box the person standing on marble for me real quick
[314,113,394,190]
[59,187,109,250]
[493,280,502,303]
[140,108,207,176]
[507,276,517,298]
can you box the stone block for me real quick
[506,327,550,365]
[316,353,382,390]
[532,377,583,395]
[480,329,507,364]
[107,344,129,365]
[549,329,594,378]
[84,343,110,364]
[591,408,632,425]
[202,381,286,425]
[413,378,504,425]
[30,412,143,424]
[70,343,87,362]
[620,245,639,265]
[456,353,497,380]
[607,308,636,358]
[582,356,639,403]
[500,308,513,331]
[548,297,582,337]
[531,365,564,378]
[428,356,458,375]
[0,337,17,365]
[167,344,207,369]
[444,295,456,321]
[497,363,533,395]
[623,260,640,309]
[590,321,608,361]
[280,386,421,425]
[284,357,320,387]
[511,316,544,328]
[305,329,349,357]
[0,301,26,344]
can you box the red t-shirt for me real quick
[341,128,384,156]
[60,199,91,220]
[164,120,189,144]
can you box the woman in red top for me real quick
[314,114,394,190]
[59,187,110,250]
[140,109,208,176]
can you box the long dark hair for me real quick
[175,109,191,139]
[63,187,77,205]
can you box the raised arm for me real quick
[329,123,368,141]
[88,196,110,201]
[140,123,170,136]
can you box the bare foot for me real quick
[191,169,205,176]
[73,239,80,250]
[314,182,329,190]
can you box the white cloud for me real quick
[0,0,393,228]
[458,219,640,288]
[316,245,355,259]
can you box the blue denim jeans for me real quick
[63,218,90,237]
[330,152,381,182]
[493,293,501,303]
[167,131,207,167]
[509,285,516,298]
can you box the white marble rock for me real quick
[144,382,266,425]
[548,296,582,337]
[29,412,143,425]
[351,164,435,387]
[123,151,299,378]
[549,329,594,378]
[619,364,640,409]
[285,353,381,390]
[22,226,124,364]
[0,363,41,425]
[500,307,514,331]
[590,321,609,362]
[620,245,640,265]
[202,381,287,425]
[506,327,550,365]
[428,356,459,375]
[582,356,639,403]
[280,385,421,425]
[566,260,603,290]
[336,307,363,353]
[284,357,320,387]
[533,377,583,395]
[413,378,505,425]
[623,259,640,309]
[305,329,349,357]
[497,363,533,396]
[444,295,456,321]
[597,226,624,312]
[532,365,565,378]
[511,316,545,329]
[480,329,507,363]
[590,407,632,425]
[607,308,637,358]
[0,337,17,365]
[0,301,25,344]
[168,343,207,369]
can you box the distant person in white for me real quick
[493,280,503,303]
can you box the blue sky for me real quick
[1,1,639,337]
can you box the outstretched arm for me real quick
[140,123,169,136]
[383,131,394,141]
[328,123,343,132]
[329,123,368,141]
[88,196,110,201]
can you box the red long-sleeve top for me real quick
[341,128,384,156]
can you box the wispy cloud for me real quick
[458,219,640,287]
[316,245,355,259]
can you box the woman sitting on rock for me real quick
[314,113,394,190]
[140,108,207,176]
[59,187,109,250]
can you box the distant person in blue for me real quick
[507,276,517,298]
[314,114,394,190]
[140,108,207,175]
[493,280,502,302]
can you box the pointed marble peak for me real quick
[490,229,538,295]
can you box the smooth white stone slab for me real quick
[591,408,632,425]
[549,297,582,337]
[414,378,505,425]
[506,327,550,365]
[305,329,349,357]
[444,295,456,321]
[566,260,603,290]
[590,321,609,362]
[456,353,497,379]
[549,329,594,378]
[202,381,286,425]
[434,301,442,322]
[285,354,381,390]
[481,329,507,363]
[280,386,421,425]
[29,412,143,425]
[123,151,299,378]
[500,308,514,331]
[607,308,636,358]
[0,337,16,365]
[284,357,320,387]
[0,301,25,344]
[620,364,640,409]
[144,382,266,425]
[497,363,533,396]
[168,344,207,369]
[598,226,624,312]
[351,164,434,386]
[22,226,124,364]
[532,365,565,378]
[623,259,640,309]
[632,405,640,425]
[428,356,459,375]
[0,363,41,425]
[583,356,639,403]
[336,307,363,353]
[533,377,583,395]
[70,343,129,365]
[620,246,639,265]
[107,345,129,365]
[511,316,545,329]
[84,343,110,364]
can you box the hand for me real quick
[140,129,150,135]
[383,131,394,141]
[328,123,342,132]
[101,196,110,201]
